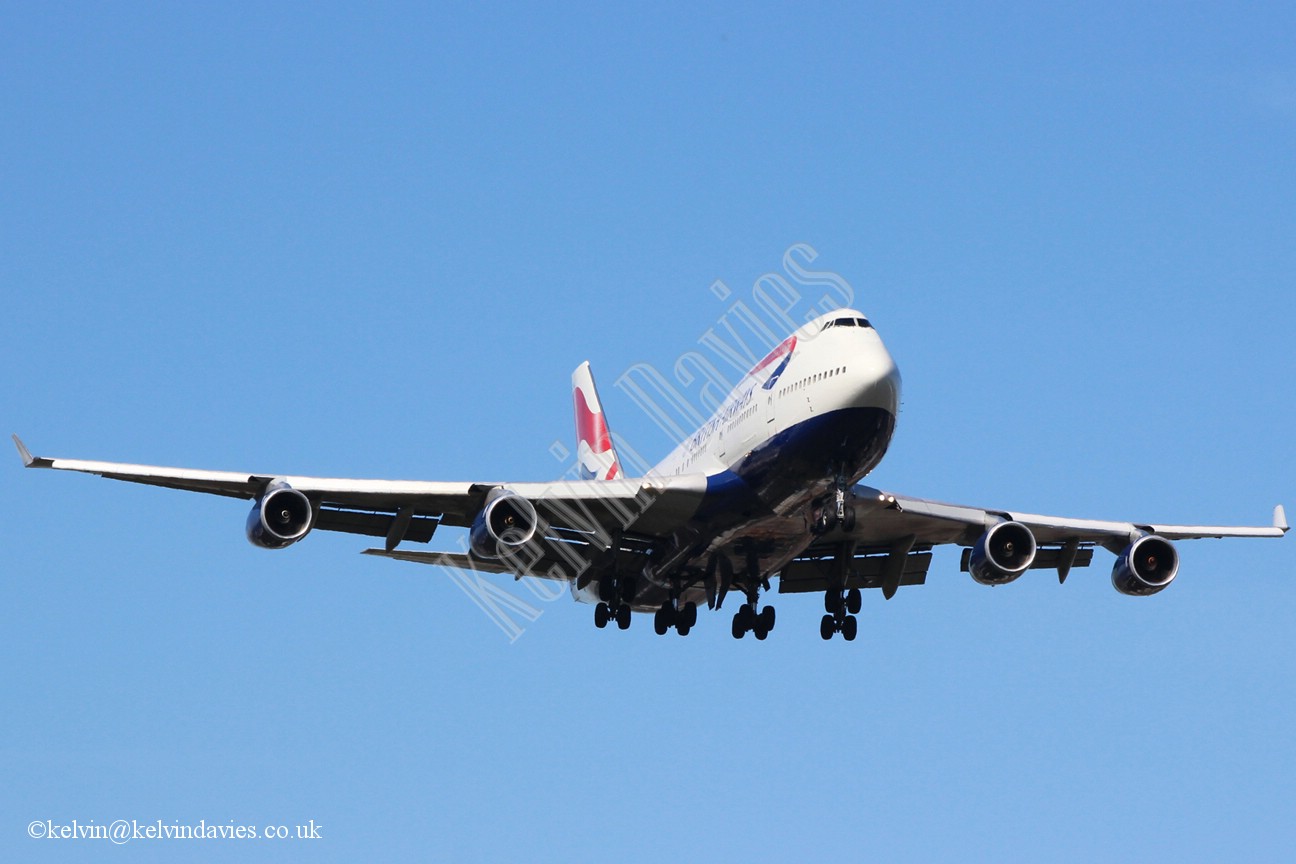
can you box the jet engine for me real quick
[470,489,539,559]
[1112,534,1179,596]
[969,521,1037,586]
[246,482,313,549]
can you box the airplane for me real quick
[12,307,1287,640]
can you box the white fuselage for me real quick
[652,308,902,486]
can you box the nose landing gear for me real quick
[812,470,857,534]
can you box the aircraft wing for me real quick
[778,484,1287,598]
[851,486,1289,545]
[11,435,706,548]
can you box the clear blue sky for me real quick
[3,3,1293,861]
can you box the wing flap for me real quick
[361,544,654,583]
[362,548,556,578]
[778,549,933,594]
[314,507,441,544]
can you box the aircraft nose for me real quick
[858,333,901,414]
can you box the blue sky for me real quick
[3,2,1293,861]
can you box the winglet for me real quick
[12,435,53,469]
[13,434,34,467]
[1275,504,1289,533]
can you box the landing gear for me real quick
[595,576,634,631]
[820,612,858,640]
[678,601,696,636]
[653,599,697,636]
[812,469,857,535]
[820,586,860,640]
[595,601,632,630]
[731,586,776,640]
[731,607,747,639]
[598,574,636,605]
[594,601,633,629]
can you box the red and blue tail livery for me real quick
[572,361,622,481]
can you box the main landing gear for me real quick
[731,586,776,640]
[812,470,856,534]
[594,575,634,631]
[594,601,631,630]
[820,587,862,641]
[654,599,698,636]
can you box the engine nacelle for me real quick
[1112,535,1179,596]
[246,482,313,549]
[969,521,1037,586]
[470,488,539,559]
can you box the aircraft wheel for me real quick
[847,588,862,615]
[616,603,632,630]
[842,505,856,532]
[653,606,669,635]
[820,614,835,640]
[753,624,768,640]
[682,601,698,629]
[594,603,609,629]
[824,591,843,614]
[760,605,776,632]
[731,614,745,639]
[842,615,858,641]
[677,620,691,636]
[736,603,754,632]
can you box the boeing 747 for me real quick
[13,308,1286,640]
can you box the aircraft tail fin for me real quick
[572,361,623,481]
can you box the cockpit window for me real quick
[823,317,872,330]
